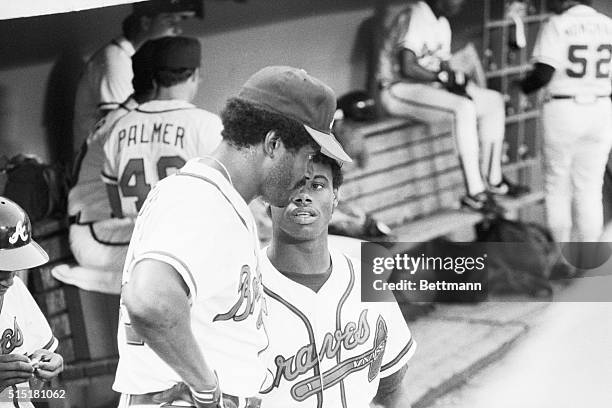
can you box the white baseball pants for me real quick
[381,82,505,196]
[68,217,134,292]
[542,98,612,242]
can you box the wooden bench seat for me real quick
[338,116,544,251]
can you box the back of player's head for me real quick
[221,66,352,164]
[0,197,48,271]
[152,36,201,87]
[132,39,158,101]
[548,0,591,13]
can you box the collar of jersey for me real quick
[565,4,596,15]
[178,158,252,224]
[261,246,348,298]
[135,99,196,113]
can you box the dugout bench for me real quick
[338,115,545,253]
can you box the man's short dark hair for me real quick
[220,98,318,153]
[311,152,343,189]
[153,68,196,87]
[122,14,143,41]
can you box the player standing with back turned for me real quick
[519,0,612,242]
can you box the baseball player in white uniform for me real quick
[0,197,63,407]
[378,0,527,212]
[260,153,415,408]
[102,37,222,218]
[519,0,612,242]
[113,66,351,407]
[73,0,201,153]
[68,39,159,292]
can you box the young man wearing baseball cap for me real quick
[0,197,63,406]
[73,0,203,154]
[112,66,351,407]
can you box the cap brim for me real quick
[304,125,353,164]
[0,241,49,271]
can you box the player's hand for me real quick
[30,349,63,380]
[0,354,34,391]
[437,68,471,99]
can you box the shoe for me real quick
[461,192,504,214]
[488,177,530,197]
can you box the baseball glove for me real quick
[437,68,472,100]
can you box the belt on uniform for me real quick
[125,392,261,407]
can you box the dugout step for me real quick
[496,190,545,211]
[391,210,485,252]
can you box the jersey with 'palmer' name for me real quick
[532,4,612,96]
[69,98,137,223]
[113,159,269,397]
[101,99,222,216]
[259,249,416,408]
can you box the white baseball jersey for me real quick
[113,159,269,397]
[378,1,451,87]
[101,99,223,217]
[259,249,416,408]
[532,5,612,242]
[73,37,135,151]
[532,4,612,96]
[0,277,59,406]
[69,98,138,223]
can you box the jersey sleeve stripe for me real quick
[101,171,118,184]
[41,336,59,353]
[380,337,416,375]
[98,102,121,110]
[135,251,198,298]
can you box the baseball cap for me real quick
[237,66,353,164]
[0,197,48,271]
[152,36,201,70]
[133,0,204,19]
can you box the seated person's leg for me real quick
[470,84,529,196]
[382,83,500,212]
[469,85,505,186]
[69,217,134,274]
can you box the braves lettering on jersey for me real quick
[0,277,59,405]
[532,5,612,97]
[259,249,415,408]
[113,159,269,397]
[69,98,138,223]
[101,99,222,217]
[73,37,136,151]
[378,1,451,87]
